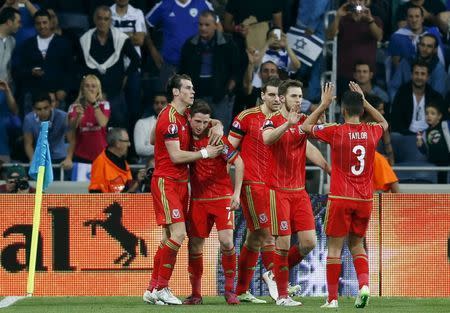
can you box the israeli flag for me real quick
[287,26,324,67]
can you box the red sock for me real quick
[147,242,164,291]
[288,244,304,269]
[221,246,237,292]
[274,248,289,299]
[236,245,259,295]
[261,244,275,271]
[188,252,203,297]
[326,257,341,301]
[353,254,369,289]
[156,239,181,290]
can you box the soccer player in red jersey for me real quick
[301,82,388,309]
[227,77,282,303]
[143,74,223,305]
[262,79,329,306]
[183,100,244,305]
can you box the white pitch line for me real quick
[0,296,26,309]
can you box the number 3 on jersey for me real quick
[351,145,366,175]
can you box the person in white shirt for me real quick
[133,93,167,166]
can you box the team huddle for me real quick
[142,74,388,308]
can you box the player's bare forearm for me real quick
[227,135,241,149]
[232,156,244,199]
[302,105,325,133]
[263,122,289,145]
[306,140,330,174]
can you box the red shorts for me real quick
[151,176,188,226]
[269,188,315,236]
[240,183,271,231]
[187,198,235,238]
[324,197,373,237]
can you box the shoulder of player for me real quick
[236,107,261,120]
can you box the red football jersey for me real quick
[229,106,270,183]
[153,104,191,181]
[312,122,384,200]
[190,136,238,199]
[263,112,308,190]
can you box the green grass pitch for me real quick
[1,296,450,313]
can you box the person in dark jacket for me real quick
[179,10,240,134]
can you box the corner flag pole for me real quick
[26,121,53,296]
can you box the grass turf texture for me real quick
[1,296,449,312]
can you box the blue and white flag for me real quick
[287,26,324,67]
[28,121,53,190]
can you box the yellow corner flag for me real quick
[26,121,53,296]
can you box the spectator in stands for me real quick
[1,0,38,47]
[388,33,446,102]
[0,164,34,193]
[364,94,395,165]
[416,103,450,183]
[326,0,383,97]
[145,0,215,90]
[79,5,140,128]
[391,60,444,135]
[0,7,21,83]
[133,92,167,167]
[89,127,145,193]
[17,9,73,113]
[353,61,389,104]
[23,92,73,178]
[44,0,89,37]
[388,5,444,72]
[258,27,301,79]
[179,10,239,134]
[243,60,279,107]
[395,0,446,30]
[67,75,110,164]
[0,80,20,163]
[111,0,147,130]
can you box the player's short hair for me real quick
[341,91,364,117]
[166,74,192,102]
[190,99,212,116]
[33,9,51,21]
[107,127,127,147]
[262,77,282,93]
[364,94,383,110]
[32,92,52,106]
[0,7,20,25]
[278,79,303,96]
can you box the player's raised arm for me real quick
[230,155,244,211]
[306,140,331,175]
[263,107,301,145]
[348,81,388,132]
[301,82,335,134]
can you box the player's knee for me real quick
[219,239,234,251]
[301,240,316,255]
[171,231,187,244]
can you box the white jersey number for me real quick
[351,145,366,176]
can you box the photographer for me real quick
[0,164,35,194]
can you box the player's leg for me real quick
[184,237,205,304]
[261,234,275,272]
[320,236,345,308]
[218,229,240,304]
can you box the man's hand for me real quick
[136,168,146,182]
[205,144,223,159]
[60,158,73,170]
[287,105,302,126]
[230,193,240,211]
[246,47,260,65]
[349,81,365,99]
[416,131,424,147]
[208,123,224,145]
[280,32,287,49]
[359,6,373,22]
[320,82,335,109]
[31,67,44,77]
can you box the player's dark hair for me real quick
[0,7,20,25]
[353,60,372,72]
[262,77,282,93]
[341,91,364,117]
[411,59,429,74]
[32,92,52,106]
[33,9,51,21]
[364,94,383,110]
[278,79,303,96]
[166,74,192,102]
[190,99,212,116]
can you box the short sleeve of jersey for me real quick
[229,115,248,139]
[136,10,148,33]
[159,114,180,141]
[311,123,338,143]
[220,136,239,164]
[67,104,77,120]
[146,1,163,27]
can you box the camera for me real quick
[346,3,363,13]
[140,167,154,193]
[13,179,30,193]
